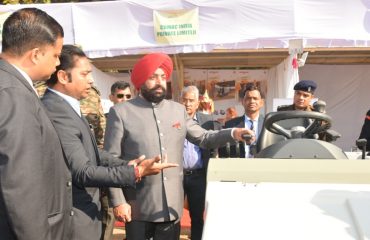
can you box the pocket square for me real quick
[172,121,181,130]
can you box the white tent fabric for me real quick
[1,0,370,57]
[91,65,130,113]
[264,62,370,151]
[266,54,299,112]
[300,64,370,151]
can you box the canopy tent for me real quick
[1,0,370,56]
[1,0,369,150]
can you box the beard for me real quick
[141,84,167,103]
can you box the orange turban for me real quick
[131,53,173,90]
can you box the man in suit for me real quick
[358,109,370,151]
[0,8,74,240]
[104,53,254,240]
[41,45,177,240]
[181,85,220,240]
[80,85,115,240]
[219,83,265,158]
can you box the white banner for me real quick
[154,8,199,45]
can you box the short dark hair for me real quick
[2,8,64,56]
[111,81,131,95]
[47,45,87,86]
[242,82,264,99]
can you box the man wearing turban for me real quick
[104,53,254,240]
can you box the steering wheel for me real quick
[264,111,332,139]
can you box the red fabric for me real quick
[131,53,173,90]
[292,57,298,69]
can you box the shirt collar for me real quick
[11,64,39,96]
[48,88,81,117]
[193,113,198,121]
[244,114,259,122]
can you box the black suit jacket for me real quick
[359,109,370,150]
[219,114,264,158]
[0,60,73,240]
[42,89,137,240]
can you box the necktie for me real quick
[245,120,255,158]
[250,120,254,131]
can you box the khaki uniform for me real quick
[277,104,329,141]
[277,104,314,111]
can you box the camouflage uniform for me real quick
[277,104,314,111]
[34,81,48,97]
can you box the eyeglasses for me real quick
[116,94,131,99]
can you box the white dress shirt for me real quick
[48,88,81,117]
[244,115,259,158]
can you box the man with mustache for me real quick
[41,45,177,240]
[277,80,317,111]
[104,53,255,240]
[277,80,334,142]
[180,85,221,240]
[219,83,265,158]
[0,8,73,240]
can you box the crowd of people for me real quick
[1,7,369,240]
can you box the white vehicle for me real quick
[204,107,370,240]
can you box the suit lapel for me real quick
[81,115,100,160]
[44,90,101,161]
[237,116,246,128]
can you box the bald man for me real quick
[104,53,254,240]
